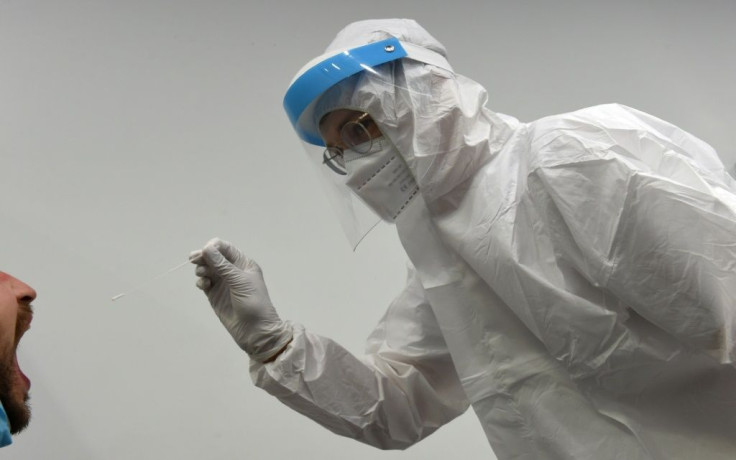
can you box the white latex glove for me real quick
[190,238,293,362]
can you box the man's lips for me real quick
[13,353,30,391]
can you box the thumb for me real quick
[202,243,240,282]
[214,239,249,270]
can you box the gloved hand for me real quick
[190,238,293,363]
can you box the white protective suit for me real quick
[253,19,736,459]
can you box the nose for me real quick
[11,276,37,303]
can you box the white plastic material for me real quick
[252,19,736,459]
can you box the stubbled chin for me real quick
[13,354,30,392]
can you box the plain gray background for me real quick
[1,1,734,459]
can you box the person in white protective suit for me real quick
[191,19,736,460]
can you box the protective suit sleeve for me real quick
[529,103,736,364]
[249,265,469,450]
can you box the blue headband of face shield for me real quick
[283,38,407,147]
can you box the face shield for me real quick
[283,37,453,249]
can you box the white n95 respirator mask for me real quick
[343,138,419,222]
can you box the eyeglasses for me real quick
[323,112,376,176]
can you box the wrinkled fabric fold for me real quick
[270,18,736,459]
[250,268,468,450]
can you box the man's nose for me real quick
[12,276,37,303]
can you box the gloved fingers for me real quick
[192,238,232,268]
[189,249,205,265]
[192,249,216,292]
[209,238,250,269]
[195,276,211,291]
[202,241,240,280]
[195,265,212,277]
[205,237,258,272]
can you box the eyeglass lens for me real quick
[340,120,373,153]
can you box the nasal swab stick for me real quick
[111,259,192,301]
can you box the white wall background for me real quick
[1,1,734,459]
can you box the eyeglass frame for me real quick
[321,112,376,176]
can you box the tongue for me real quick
[13,354,31,390]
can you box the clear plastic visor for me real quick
[284,38,408,249]
[299,108,385,249]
